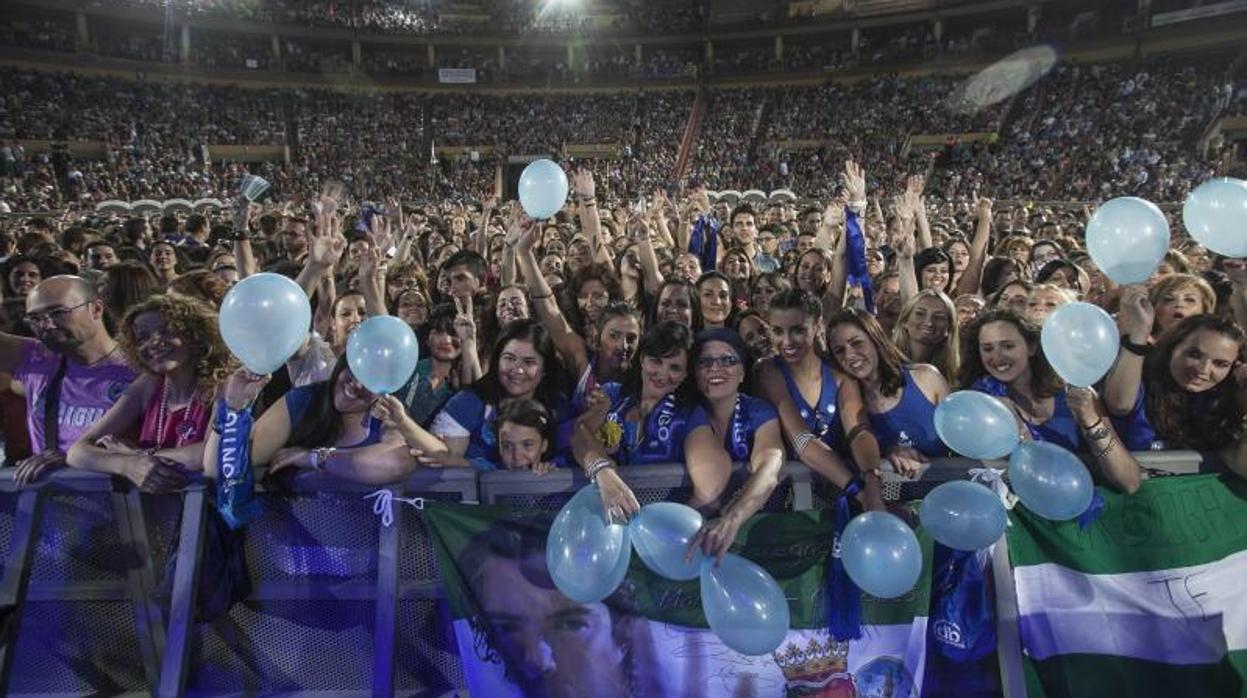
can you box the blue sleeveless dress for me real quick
[868,367,947,457]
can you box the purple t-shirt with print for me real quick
[14,340,137,453]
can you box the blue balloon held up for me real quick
[547,485,631,604]
[919,480,1007,551]
[1085,197,1169,285]
[346,316,420,395]
[840,512,922,599]
[629,502,704,581]
[1008,441,1094,521]
[934,391,1020,460]
[1183,177,1247,258]
[1040,302,1119,388]
[518,159,569,220]
[700,554,790,655]
[219,272,311,375]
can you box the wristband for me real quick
[845,422,871,444]
[312,446,337,471]
[1121,337,1151,356]
[585,457,614,482]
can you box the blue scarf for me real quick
[844,208,874,313]
[215,400,263,530]
[826,476,865,640]
[688,213,720,272]
[725,396,749,461]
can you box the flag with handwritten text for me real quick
[1008,474,1247,698]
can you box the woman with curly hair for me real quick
[67,294,234,491]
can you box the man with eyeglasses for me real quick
[1,276,135,484]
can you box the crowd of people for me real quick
[2,152,1245,557]
[1,50,1243,213]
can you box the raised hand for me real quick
[844,160,866,203]
[1117,285,1154,341]
[222,368,272,411]
[452,295,477,345]
[571,168,596,199]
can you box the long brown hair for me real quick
[1143,314,1246,450]
[959,309,1062,398]
[826,307,906,397]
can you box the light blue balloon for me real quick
[933,391,1020,460]
[1008,441,1094,521]
[518,159,569,220]
[1086,197,1169,285]
[918,480,1007,551]
[219,272,311,374]
[840,512,923,599]
[1040,302,1119,388]
[629,502,705,581]
[700,554,790,655]
[1183,177,1247,258]
[346,316,420,395]
[547,485,632,604]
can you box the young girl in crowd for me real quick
[430,319,572,468]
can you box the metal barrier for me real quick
[0,452,1208,697]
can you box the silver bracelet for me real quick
[313,447,337,471]
[585,457,615,483]
[793,431,818,455]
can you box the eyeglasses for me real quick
[27,300,91,327]
[698,354,741,370]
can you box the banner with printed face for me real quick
[424,503,934,698]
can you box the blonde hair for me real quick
[1149,273,1216,321]
[892,289,960,380]
[1028,283,1077,305]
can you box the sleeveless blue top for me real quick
[773,357,844,449]
[971,377,1082,452]
[707,394,779,462]
[601,383,705,466]
[868,367,947,457]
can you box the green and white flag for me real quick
[424,503,934,698]
[1008,474,1247,697]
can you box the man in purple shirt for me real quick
[3,276,137,484]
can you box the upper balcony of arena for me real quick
[0,0,1242,90]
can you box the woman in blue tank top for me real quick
[682,328,786,561]
[961,310,1142,493]
[573,322,732,523]
[825,308,949,477]
[753,289,885,511]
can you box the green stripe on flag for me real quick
[1007,474,1247,575]
[1023,651,1247,698]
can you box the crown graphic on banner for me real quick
[772,636,851,683]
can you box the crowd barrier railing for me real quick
[0,452,1206,697]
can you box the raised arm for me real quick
[892,203,919,306]
[294,201,345,298]
[907,175,933,251]
[634,214,665,297]
[358,247,388,317]
[650,190,677,250]
[452,296,483,385]
[571,169,610,265]
[231,195,258,279]
[511,216,590,376]
[954,194,993,298]
[1102,286,1151,416]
